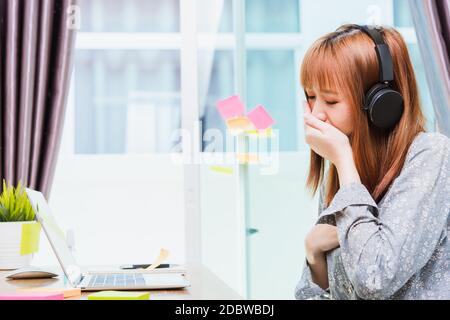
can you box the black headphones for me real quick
[352,25,404,129]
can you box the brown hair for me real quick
[301,24,426,207]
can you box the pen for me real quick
[119,263,177,270]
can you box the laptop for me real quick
[25,188,190,291]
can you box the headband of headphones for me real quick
[351,25,394,83]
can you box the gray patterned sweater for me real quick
[295,132,450,300]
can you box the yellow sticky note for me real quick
[20,223,41,255]
[88,291,150,300]
[226,116,255,131]
[245,128,273,137]
[18,287,81,299]
[236,153,259,164]
[209,166,234,175]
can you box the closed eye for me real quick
[306,95,316,101]
[326,101,338,105]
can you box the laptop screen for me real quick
[25,188,82,287]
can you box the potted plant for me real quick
[0,180,41,270]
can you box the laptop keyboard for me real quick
[88,274,145,288]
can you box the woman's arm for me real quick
[306,252,329,289]
[334,151,361,187]
[295,183,338,299]
[304,223,339,289]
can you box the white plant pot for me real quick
[0,221,40,270]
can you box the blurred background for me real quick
[33,0,438,299]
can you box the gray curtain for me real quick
[0,0,77,197]
[410,0,450,137]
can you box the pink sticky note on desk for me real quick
[0,292,64,300]
[216,95,245,119]
[247,105,275,130]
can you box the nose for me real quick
[311,101,327,120]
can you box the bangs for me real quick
[300,40,346,94]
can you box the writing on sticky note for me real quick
[88,291,150,300]
[216,95,245,119]
[247,105,275,130]
[20,222,41,255]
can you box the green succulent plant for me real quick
[0,180,35,222]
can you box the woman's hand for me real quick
[303,101,361,187]
[303,101,352,167]
[305,224,340,265]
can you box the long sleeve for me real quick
[316,133,450,299]
[294,180,331,300]
[294,260,330,299]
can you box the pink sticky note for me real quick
[247,105,275,130]
[0,292,64,300]
[216,95,245,119]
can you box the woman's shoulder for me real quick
[406,131,450,162]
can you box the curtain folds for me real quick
[410,0,450,137]
[0,0,77,197]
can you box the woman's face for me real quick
[304,86,354,136]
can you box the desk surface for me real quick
[0,265,242,300]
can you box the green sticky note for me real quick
[20,223,41,255]
[88,291,150,300]
[209,166,234,175]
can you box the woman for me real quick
[295,24,450,300]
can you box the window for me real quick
[38,0,186,269]
[73,0,181,154]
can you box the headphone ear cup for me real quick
[364,83,386,111]
[367,87,404,129]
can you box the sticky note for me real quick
[87,291,150,300]
[18,287,81,299]
[226,116,255,131]
[216,95,245,119]
[236,153,259,164]
[146,248,170,270]
[245,128,273,137]
[209,166,234,175]
[20,222,41,255]
[247,105,275,130]
[0,292,64,300]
